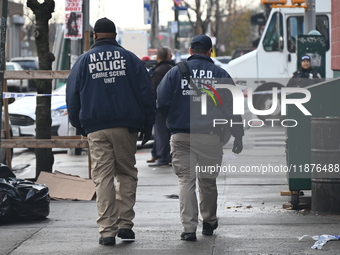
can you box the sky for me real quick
[55,0,257,29]
[89,0,258,29]
[15,0,258,29]
[88,0,175,28]
[48,0,185,29]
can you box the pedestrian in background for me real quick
[66,17,155,246]
[287,55,322,88]
[148,46,174,167]
[157,35,244,241]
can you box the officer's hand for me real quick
[232,137,243,154]
[140,125,153,146]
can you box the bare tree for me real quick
[184,0,213,35]
[182,0,254,56]
[26,0,55,178]
[217,1,253,55]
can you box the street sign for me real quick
[172,6,188,11]
[173,0,183,6]
[65,0,82,12]
[144,1,151,25]
[64,12,83,39]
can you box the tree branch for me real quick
[27,0,55,20]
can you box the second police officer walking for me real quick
[157,35,244,241]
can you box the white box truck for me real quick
[120,30,148,58]
[227,0,332,120]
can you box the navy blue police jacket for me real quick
[157,54,244,138]
[286,67,322,88]
[66,38,155,135]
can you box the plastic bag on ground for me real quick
[0,164,16,179]
[0,190,13,222]
[298,234,340,249]
[0,178,50,221]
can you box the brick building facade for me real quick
[332,0,340,77]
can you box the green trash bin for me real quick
[286,100,312,210]
[286,78,340,209]
[311,117,340,214]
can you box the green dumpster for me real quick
[286,78,340,209]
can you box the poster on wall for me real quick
[64,12,83,39]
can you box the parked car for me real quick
[0,116,13,164]
[141,55,157,71]
[9,56,39,91]
[5,62,29,92]
[8,84,68,137]
[9,56,39,70]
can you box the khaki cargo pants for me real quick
[87,127,138,237]
[170,133,223,233]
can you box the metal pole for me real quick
[174,3,179,50]
[304,0,316,34]
[68,4,83,155]
[150,0,160,49]
[0,0,8,147]
[82,0,90,51]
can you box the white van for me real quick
[10,56,39,91]
[227,0,332,120]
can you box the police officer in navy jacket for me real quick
[66,17,155,246]
[157,34,244,241]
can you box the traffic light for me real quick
[261,0,287,4]
[292,0,305,4]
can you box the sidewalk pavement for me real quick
[1,142,340,255]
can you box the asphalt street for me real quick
[1,126,340,255]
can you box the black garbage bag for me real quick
[0,190,13,223]
[0,164,16,179]
[0,178,50,221]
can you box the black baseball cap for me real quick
[301,55,311,61]
[190,35,212,50]
[94,17,116,33]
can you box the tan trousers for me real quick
[87,127,138,237]
[170,133,223,233]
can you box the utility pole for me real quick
[150,0,160,49]
[83,0,90,52]
[0,0,8,141]
[304,0,316,34]
[0,0,8,95]
[67,0,85,155]
[174,2,180,50]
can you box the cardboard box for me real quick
[36,171,95,200]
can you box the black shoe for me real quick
[202,221,218,236]
[148,163,171,168]
[180,232,197,241]
[117,228,135,241]
[99,236,116,245]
